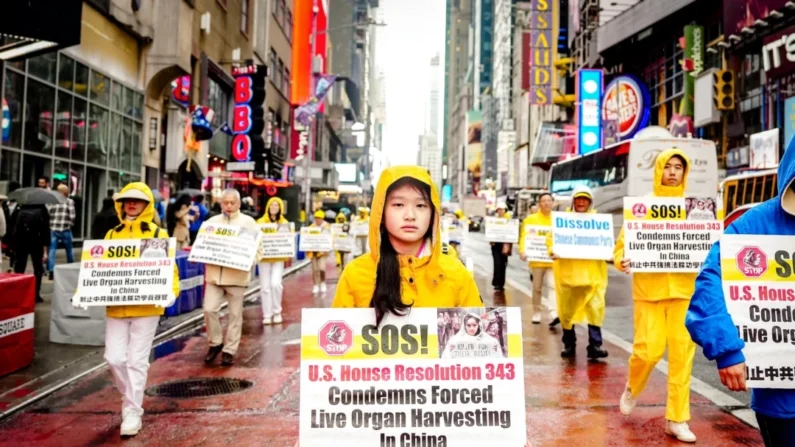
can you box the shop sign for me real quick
[749,129,780,169]
[231,65,267,168]
[602,75,651,140]
[762,24,795,79]
[517,2,558,105]
[576,69,603,155]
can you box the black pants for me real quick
[491,243,508,289]
[189,230,199,245]
[14,244,44,299]
[757,412,795,447]
[562,325,603,347]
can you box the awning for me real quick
[596,0,698,54]
[0,0,83,60]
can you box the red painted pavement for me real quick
[0,260,763,446]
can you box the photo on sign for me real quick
[437,307,507,359]
[140,238,168,258]
[238,227,259,242]
[685,197,717,220]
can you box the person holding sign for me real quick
[334,213,350,268]
[256,197,290,325]
[520,192,558,326]
[202,189,258,367]
[308,210,330,294]
[102,182,180,437]
[352,207,369,257]
[546,185,608,360]
[490,203,511,292]
[614,149,698,443]
[331,166,482,324]
[687,146,795,446]
[448,209,466,258]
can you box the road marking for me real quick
[489,267,759,429]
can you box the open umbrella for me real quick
[151,190,165,202]
[176,188,203,198]
[8,188,65,205]
[324,210,337,220]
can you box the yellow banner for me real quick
[301,334,523,360]
[721,258,795,282]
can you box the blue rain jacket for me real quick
[686,144,795,419]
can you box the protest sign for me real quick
[72,238,176,307]
[300,226,333,252]
[550,212,614,260]
[333,232,356,252]
[522,225,552,263]
[484,217,519,243]
[300,307,526,446]
[258,222,296,259]
[350,220,369,237]
[721,235,795,389]
[189,223,260,271]
[623,197,721,272]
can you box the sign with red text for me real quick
[721,235,795,389]
[231,64,267,171]
[299,307,526,446]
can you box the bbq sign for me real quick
[602,75,651,140]
[231,65,267,165]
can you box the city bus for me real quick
[720,168,777,226]
[548,127,720,237]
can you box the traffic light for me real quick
[713,69,735,111]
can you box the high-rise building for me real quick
[417,135,442,193]
[443,0,472,200]
[420,54,443,194]
[428,54,441,139]
[473,0,494,110]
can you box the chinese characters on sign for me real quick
[189,223,261,271]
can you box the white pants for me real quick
[258,261,284,318]
[104,316,160,417]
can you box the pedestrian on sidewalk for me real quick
[166,194,192,250]
[256,197,289,325]
[546,185,608,360]
[102,182,179,437]
[448,209,466,260]
[91,197,121,240]
[614,149,697,443]
[189,194,208,244]
[308,210,330,294]
[202,189,258,367]
[334,212,350,268]
[13,203,50,302]
[46,184,75,279]
[490,203,511,292]
[331,166,482,323]
[687,146,795,447]
[519,193,558,326]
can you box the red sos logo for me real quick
[631,203,647,218]
[737,246,767,278]
[318,321,353,356]
[90,245,105,258]
[204,226,214,233]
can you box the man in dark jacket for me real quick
[91,197,121,240]
[13,204,50,302]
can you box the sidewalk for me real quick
[0,258,763,446]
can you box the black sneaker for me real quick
[48,272,54,281]
[221,352,234,366]
[549,317,560,328]
[204,344,224,364]
[35,296,45,303]
[560,344,576,358]
[587,345,608,359]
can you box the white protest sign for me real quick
[333,232,356,252]
[721,235,795,389]
[522,225,552,263]
[189,223,260,271]
[484,217,519,243]
[300,226,333,252]
[258,222,296,259]
[550,211,614,260]
[623,196,721,272]
[350,220,369,236]
[300,307,526,446]
[72,238,176,307]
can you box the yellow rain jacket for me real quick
[613,148,696,301]
[257,197,290,263]
[518,211,553,269]
[546,189,607,329]
[307,212,330,259]
[332,166,482,309]
[105,182,180,319]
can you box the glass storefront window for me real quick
[90,71,110,106]
[132,92,143,119]
[58,54,75,91]
[132,122,142,175]
[108,170,120,191]
[22,154,51,188]
[122,118,133,171]
[88,104,109,166]
[70,164,84,239]
[3,70,25,149]
[55,91,73,159]
[24,80,55,154]
[124,86,134,117]
[53,159,69,190]
[72,98,87,161]
[109,113,121,169]
[75,62,89,97]
[0,150,21,186]
[111,82,122,111]
[28,53,57,83]
[207,77,230,158]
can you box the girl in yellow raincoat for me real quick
[332,166,482,323]
[256,197,290,325]
[613,149,698,443]
[546,185,608,359]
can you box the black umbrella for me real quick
[176,188,203,198]
[8,188,66,205]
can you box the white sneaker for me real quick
[665,421,697,443]
[320,283,327,292]
[312,285,320,294]
[619,384,637,416]
[272,313,283,324]
[120,414,142,436]
[532,313,541,324]
[262,316,272,325]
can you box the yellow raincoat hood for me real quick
[336,213,348,224]
[112,182,157,231]
[332,165,482,310]
[257,197,288,224]
[653,148,690,197]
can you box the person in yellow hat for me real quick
[103,182,180,437]
[614,149,697,443]
[332,166,482,322]
[308,210,330,293]
[256,197,290,325]
[333,212,350,269]
[352,207,369,257]
[520,192,558,326]
[546,185,608,359]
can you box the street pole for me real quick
[303,0,318,220]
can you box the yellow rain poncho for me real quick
[613,148,696,423]
[332,166,482,309]
[257,197,289,263]
[546,186,607,330]
[519,211,553,269]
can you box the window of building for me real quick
[284,68,291,99]
[269,48,278,89]
[278,59,285,93]
[275,0,284,25]
[286,10,293,41]
[241,0,250,35]
[207,77,231,158]
[24,79,55,154]
[217,0,227,9]
[3,70,25,149]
